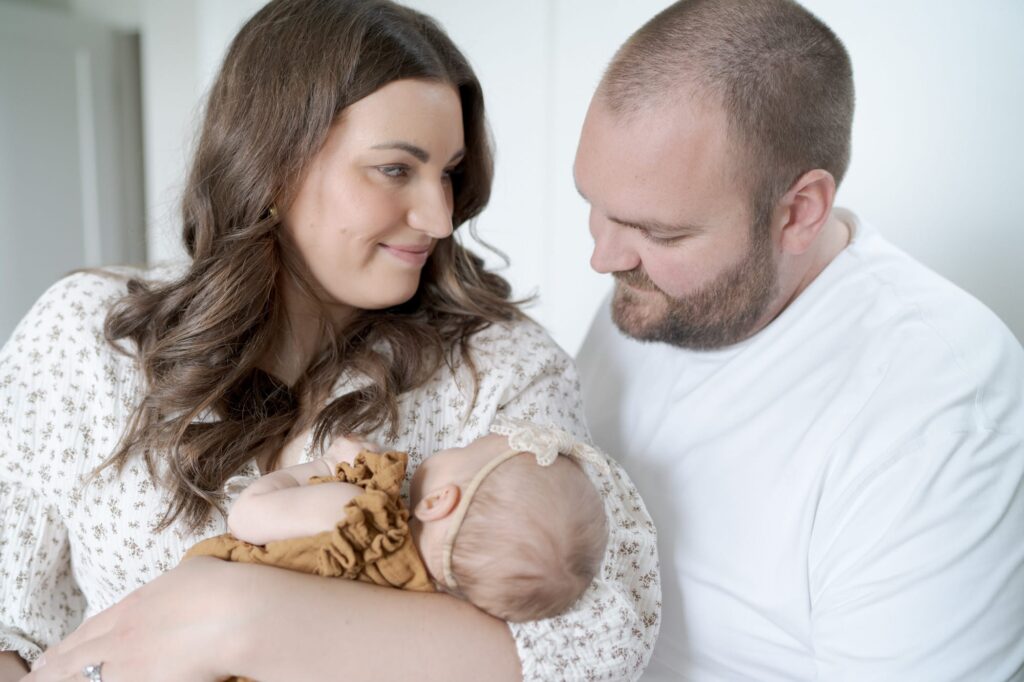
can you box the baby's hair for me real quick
[449,452,608,622]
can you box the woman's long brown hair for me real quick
[101,0,522,532]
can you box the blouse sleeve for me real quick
[0,484,84,664]
[472,321,662,681]
[0,272,126,662]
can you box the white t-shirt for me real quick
[578,210,1024,681]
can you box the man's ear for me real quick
[776,168,836,255]
[413,484,461,522]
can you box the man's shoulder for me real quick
[839,230,1022,408]
[786,229,1024,464]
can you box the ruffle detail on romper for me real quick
[184,451,433,593]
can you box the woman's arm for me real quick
[227,458,363,545]
[229,564,522,681]
[0,651,29,680]
[26,559,521,682]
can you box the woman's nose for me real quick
[407,180,454,239]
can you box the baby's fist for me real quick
[323,434,381,466]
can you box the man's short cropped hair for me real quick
[600,0,855,222]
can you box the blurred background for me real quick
[1,0,1022,354]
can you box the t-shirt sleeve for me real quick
[0,272,128,662]
[809,427,1024,679]
[473,321,661,680]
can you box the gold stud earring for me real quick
[268,204,279,222]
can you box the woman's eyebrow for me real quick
[371,142,466,165]
[372,141,429,162]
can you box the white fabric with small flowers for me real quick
[0,269,660,681]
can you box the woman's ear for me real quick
[413,484,461,522]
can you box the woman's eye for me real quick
[442,166,462,183]
[378,165,409,179]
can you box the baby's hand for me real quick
[323,434,381,467]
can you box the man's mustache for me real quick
[613,267,660,292]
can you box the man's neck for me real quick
[755,210,853,335]
[792,211,852,300]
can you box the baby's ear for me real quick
[413,484,460,522]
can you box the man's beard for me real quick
[611,221,779,350]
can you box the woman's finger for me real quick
[24,636,121,682]
[35,594,127,666]
[32,559,236,682]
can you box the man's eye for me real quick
[378,165,409,178]
[633,226,684,245]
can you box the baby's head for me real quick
[409,429,608,622]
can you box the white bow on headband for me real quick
[488,415,610,474]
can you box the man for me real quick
[575,0,1024,679]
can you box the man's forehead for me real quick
[575,94,734,213]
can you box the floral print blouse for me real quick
[0,270,660,681]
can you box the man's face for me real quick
[574,93,780,350]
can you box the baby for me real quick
[186,416,609,623]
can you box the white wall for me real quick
[136,0,256,265]
[68,0,139,28]
[0,0,144,340]
[132,1,1024,353]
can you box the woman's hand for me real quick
[23,558,242,682]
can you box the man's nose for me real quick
[589,216,640,274]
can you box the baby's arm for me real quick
[228,436,376,545]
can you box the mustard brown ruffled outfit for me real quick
[186,450,433,589]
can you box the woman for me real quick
[0,1,659,680]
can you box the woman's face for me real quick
[282,78,466,313]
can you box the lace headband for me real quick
[440,416,609,591]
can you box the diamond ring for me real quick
[82,662,104,681]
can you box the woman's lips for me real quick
[380,243,431,266]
